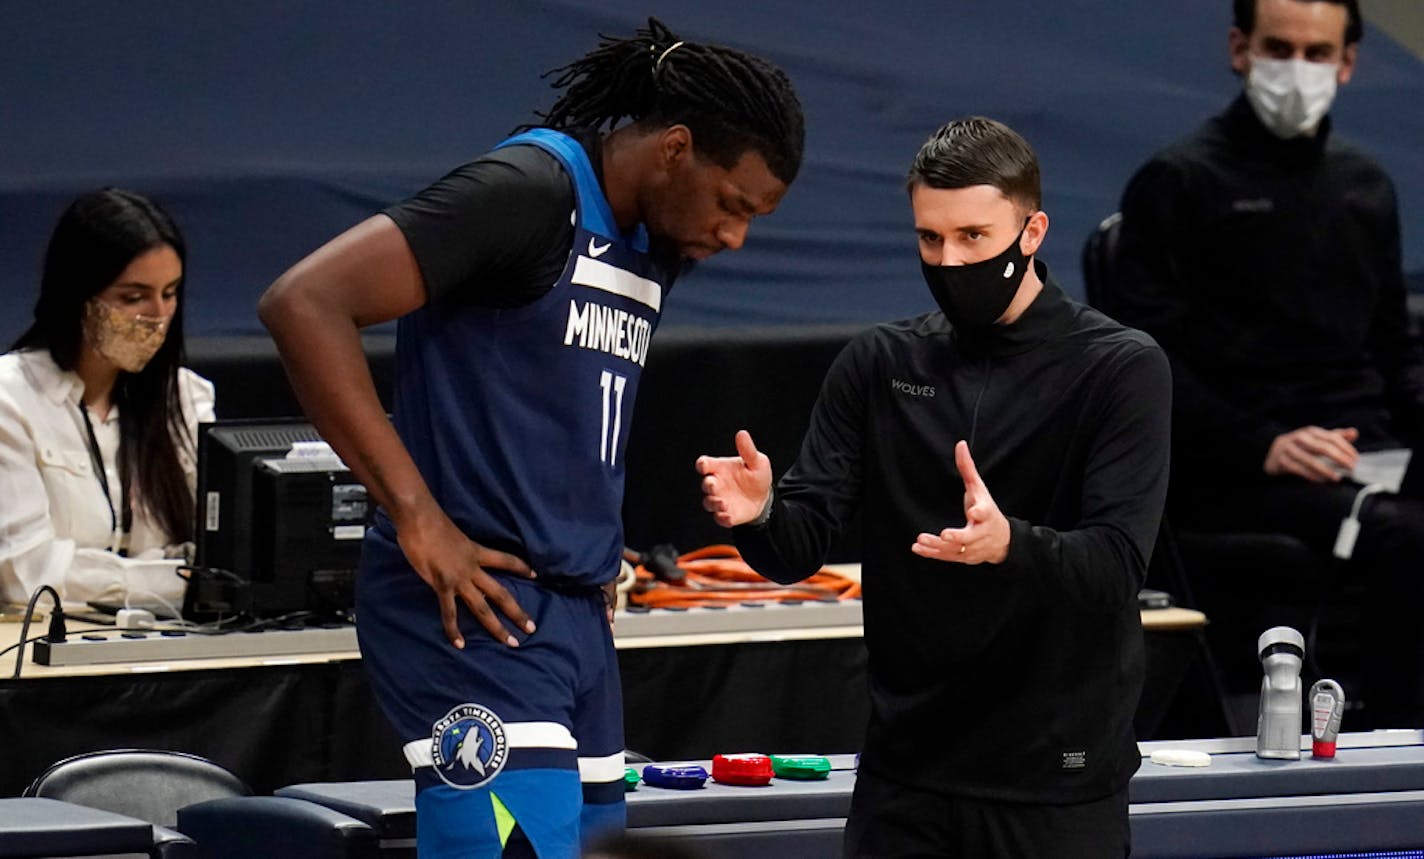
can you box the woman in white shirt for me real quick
[0,188,215,608]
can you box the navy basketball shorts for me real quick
[356,536,625,859]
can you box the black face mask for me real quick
[920,223,1030,331]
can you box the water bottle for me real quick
[1256,626,1305,760]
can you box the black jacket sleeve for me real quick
[997,343,1172,612]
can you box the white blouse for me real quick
[0,349,216,608]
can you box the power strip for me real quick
[33,625,359,667]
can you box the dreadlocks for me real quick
[532,17,805,185]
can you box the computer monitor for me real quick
[193,418,367,617]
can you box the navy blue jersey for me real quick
[373,129,671,587]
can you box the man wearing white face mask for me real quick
[1113,0,1424,729]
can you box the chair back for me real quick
[24,749,250,828]
[1080,211,1125,316]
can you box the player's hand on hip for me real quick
[396,507,537,649]
[912,440,1010,565]
[695,430,773,528]
[1264,426,1359,483]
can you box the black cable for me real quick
[12,584,64,679]
[172,610,317,637]
[237,611,315,633]
[625,544,684,582]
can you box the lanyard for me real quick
[78,404,131,553]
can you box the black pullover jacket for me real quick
[1115,96,1424,493]
[736,265,1171,804]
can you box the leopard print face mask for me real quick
[82,298,171,373]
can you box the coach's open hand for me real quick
[912,440,1010,565]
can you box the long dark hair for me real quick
[12,188,195,543]
[531,17,805,185]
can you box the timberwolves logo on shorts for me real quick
[430,703,509,789]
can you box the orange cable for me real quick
[628,544,861,610]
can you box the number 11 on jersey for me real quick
[599,369,627,466]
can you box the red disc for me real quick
[711,753,774,786]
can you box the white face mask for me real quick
[1245,56,1339,139]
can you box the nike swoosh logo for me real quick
[588,238,612,258]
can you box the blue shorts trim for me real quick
[582,780,627,806]
[417,769,595,859]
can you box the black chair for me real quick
[274,781,416,858]
[1082,214,1339,732]
[178,796,381,859]
[23,749,250,858]
[1081,213,1127,319]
